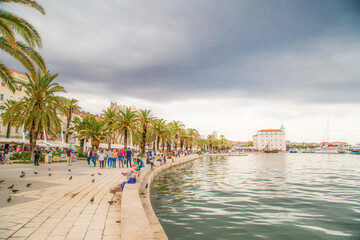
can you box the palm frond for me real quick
[0,61,16,92]
[0,0,45,15]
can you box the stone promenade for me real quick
[0,161,127,240]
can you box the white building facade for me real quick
[0,69,29,139]
[253,125,286,151]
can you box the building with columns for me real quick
[253,125,286,151]
[0,69,29,139]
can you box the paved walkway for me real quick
[0,161,128,240]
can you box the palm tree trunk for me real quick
[141,124,147,154]
[80,139,85,151]
[162,139,165,152]
[167,141,171,151]
[29,128,38,161]
[157,137,160,152]
[124,129,128,149]
[65,113,71,143]
[5,122,11,150]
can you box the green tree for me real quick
[0,99,16,149]
[0,0,46,88]
[138,109,155,154]
[77,116,110,148]
[168,120,185,151]
[151,118,169,151]
[114,107,138,149]
[187,128,199,151]
[101,108,117,149]
[9,71,66,152]
[70,116,88,150]
[64,98,81,143]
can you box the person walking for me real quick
[106,149,113,168]
[126,148,132,168]
[86,147,92,167]
[98,149,106,169]
[34,146,41,166]
[118,149,124,168]
[66,147,71,166]
[112,149,118,168]
[92,147,98,167]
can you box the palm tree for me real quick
[77,117,110,148]
[69,116,89,150]
[138,109,155,154]
[101,108,118,148]
[0,99,16,149]
[64,98,81,143]
[187,128,199,151]
[8,71,66,152]
[206,135,216,151]
[152,118,169,151]
[197,138,207,152]
[114,107,138,149]
[168,120,185,151]
[0,0,46,86]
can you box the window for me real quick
[0,94,3,100]
[1,81,5,86]
[18,85,22,91]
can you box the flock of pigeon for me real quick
[0,167,116,205]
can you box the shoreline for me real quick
[120,153,247,240]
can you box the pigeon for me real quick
[12,189,19,193]
[92,179,95,183]
[0,180,5,183]
[90,197,94,203]
[69,176,72,180]
[145,183,148,189]
[48,168,51,171]
[91,174,95,176]
[20,174,25,178]
[8,184,14,189]
[98,172,102,175]
[34,171,38,175]
[48,173,52,176]
[108,200,116,205]
[7,196,11,202]
[21,171,26,174]
[67,169,71,172]
[26,183,32,187]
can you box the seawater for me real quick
[151,153,360,240]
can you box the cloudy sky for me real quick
[3,0,360,143]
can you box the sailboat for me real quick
[264,143,278,153]
[315,116,339,154]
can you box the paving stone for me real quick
[103,224,121,236]
[84,229,103,240]
[11,227,37,237]
[50,227,71,236]
[0,230,15,239]
[27,233,49,240]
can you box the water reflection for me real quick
[151,154,360,240]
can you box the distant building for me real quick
[212,131,218,139]
[253,124,286,151]
[0,69,29,139]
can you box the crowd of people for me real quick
[1,143,199,192]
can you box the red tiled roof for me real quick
[259,129,281,132]
[253,134,258,137]
[7,68,26,76]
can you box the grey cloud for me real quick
[4,0,360,104]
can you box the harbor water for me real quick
[151,154,360,240]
